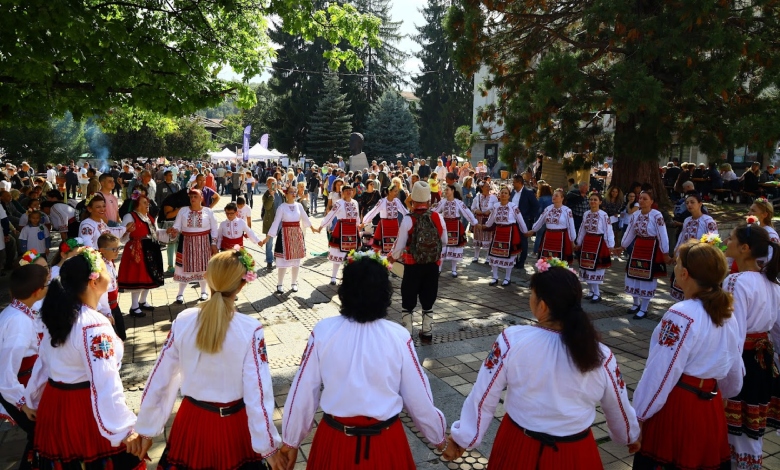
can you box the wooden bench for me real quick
[710,188,733,203]
[735,191,757,205]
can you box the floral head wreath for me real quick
[130,190,145,201]
[233,245,257,282]
[699,233,726,252]
[746,214,760,236]
[19,250,44,266]
[84,193,99,207]
[60,237,85,255]
[343,249,391,270]
[81,247,103,280]
[535,257,578,275]
[755,197,770,204]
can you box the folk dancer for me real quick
[168,188,219,304]
[261,186,316,293]
[316,184,360,286]
[669,194,717,301]
[78,193,131,248]
[445,262,640,467]
[722,223,780,467]
[96,234,127,341]
[470,181,497,263]
[632,241,741,470]
[25,249,145,469]
[527,188,576,263]
[748,198,779,267]
[617,190,670,320]
[432,185,476,277]
[361,184,409,255]
[475,187,528,286]
[128,251,285,470]
[574,192,615,303]
[217,202,261,251]
[281,253,447,469]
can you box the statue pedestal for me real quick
[349,152,369,172]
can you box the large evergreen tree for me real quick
[365,90,421,158]
[413,0,473,156]
[307,74,353,163]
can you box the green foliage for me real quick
[306,74,353,163]
[413,0,473,156]
[454,125,478,159]
[0,112,88,169]
[165,118,215,159]
[0,0,380,123]
[365,90,420,158]
[108,125,166,161]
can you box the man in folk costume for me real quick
[574,192,615,303]
[389,181,448,342]
[168,188,219,304]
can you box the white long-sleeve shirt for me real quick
[25,305,136,446]
[451,326,639,449]
[620,209,669,254]
[632,299,742,421]
[483,202,528,232]
[135,308,281,457]
[433,199,477,226]
[319,199,360,230]
[172,207,219,239]
[267,202,312,235]
[362,198,408,224]
[0,300,40,411]
[532,205,577,241]
[217,218,260,248]
[470,193,497,217]
[79,218,127,248]
[673,214,717,254]
[390,211,449,261]
[576,210,615,248]
[282,316,446,448]
[49,203,75,234]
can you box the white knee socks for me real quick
[177,282,187,296]
[401,310,413,334]
[589,284,600,297]
[451,260,457,273]
[199,280,208,295]
[474,247,481,260]
[331,262,340,282]
[492,266,499,279]
[130,291,140,309]
[139,289,149,305]
[291,267,299,284]
[640,298,650,312]
[504,267,512,281]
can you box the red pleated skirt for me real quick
[487,415,602,469]
[158,397,264,470]
[306,416,415,470]
[34,381,145,469]
[634,375,730,469]
[541,229,573,263]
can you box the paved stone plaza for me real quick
[3,191,780,469]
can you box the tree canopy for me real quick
[365,90,420,158]
[307,74,353,162]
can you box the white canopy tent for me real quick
[209,148,237,163]
[246,143,276,160]
[270,148,287,157]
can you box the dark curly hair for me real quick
[338,256,392,323]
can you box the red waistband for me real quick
[107,290,118,302]
[221,236,243,249]
[183,230,210,237]
[744,332,770,350]
[679,373,717,391]
[282,222,300,228]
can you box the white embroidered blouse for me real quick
[79,218,127,248]
[172,207,219,238]
[217,218,261,248]
[361,198,408,224]
[0,300,40,412]
[673,214,717,254]
[267,202,312,235]
[433,199,478,226]
[319,199,360,230]
[532,205,577,241]
[576,210,615,248]
[483,202,528,232]
[620,209,670,254]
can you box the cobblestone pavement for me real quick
[2,189,780,469]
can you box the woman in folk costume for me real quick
[747,198,779,268]
[280,253,448,469]
[720,223,780,467]
[79,192,133,248]
[261,185,316,294]
[361,183,408,256]
[632,241,742,470]
[432,184,477,277]
[24,249,145,469]
[470,180,497,263]
[316,184,360,286]
[117,190,165,317]
[617,190,670,320]
[127,250,286,470]
[574,192,614,303]
[475,186,528,286]
[168,188,219,304]
[444,261,640,468]
[669,193,717,301]
[527,188,576,263]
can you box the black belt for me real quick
[322,413,398,465]
[17,368,33,378]
[508,416,590,470]
[675,380,719,400]
[185,396,245,417]
[47,379,90,390]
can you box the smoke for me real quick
[84,118,111,172]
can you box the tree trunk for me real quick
[612,118,671,211]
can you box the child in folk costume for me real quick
[78,192,132,248]
[280,254,448,469]
[444,261,639,467]
[25,249,145,470]
[96,234,127,342]
[474,187,528,286]
[0,264,49,470]
[528,188,576,264]
[470,181,498,263]
[50,238,85,279]
[168,188,219,304]
[217,202,261,251]
[128,250,286,470]
[361,183,409,255]
[432,184,477,277]
[632,241,742,470]
[18,210,50,257]
[617,190,671,320]
[117,191,165,317]
[316,184,361,286]
[574,193,614,303]
[721,223,780,467]
[669,193,717,301]
[261,186,316,294]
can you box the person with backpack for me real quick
[388,181,448,343]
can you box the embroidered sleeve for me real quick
[78,323,137,446]
[632,309,694,421]
[106,225,127,239]
[621,214,637,249]
[80,221,96,247]
[135,327,182,439]
[394,198,409,217]
[599,350,640,445]
[532,206,548,232]
[483,206,498,228]
[243,326,282,457]
[656,213,670,254]
[282,332,322,448]
[361,199,383,225]
[391,216,413,261]
[0,318,35,410]
[605,214,616,249]
[318,202,340,230]
[451,332,510,449]
[459,200,478,226]
[566,208,577,242]
[400,338,447,447]
[706,218,718,234]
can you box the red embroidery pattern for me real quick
[186,210,203,228]
[658,319,681,347]
[344,201,359,219]
[90,333,115,360]
[730,446,762,470]
[655,216,665,227]
[11,299,36,321]
[634,214,650,236]
[726,273,742,294]
[615,365,625,389]
[258,337,268,363]
[440,200,458,218]
[386,200,399,218]
[82,226,94,236]
[583,212,600,233]
[251,326,275,454]
[484,341,502,370]
[603,352,631,444]
[546,207,562,225]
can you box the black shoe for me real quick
[489,278,498,286]
[627,305,640,315]
[633,311,648,320]
[502,279,511,286]
[267,263,274,270]
[418,331,433,344]
[584,293,595,301]
[129,308,146,318]
[138,302,155,311]
[591,296,603,303]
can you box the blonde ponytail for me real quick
[196,251,246,353]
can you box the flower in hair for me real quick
[81,248,103,280]
[343,249,390,269]
[84,193,98,206]
[19,250,43,266]
[130,190,143,201]
[60,237,85,254]
[233,245,257,282]
[756,197,769,203]
[699,233,726,252]
[535,257,577,275]
[746,215,759,225]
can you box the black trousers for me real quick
[66,182,77,200]
[401,263,439,312]
[0,391,35,470]
[111,306,126,341]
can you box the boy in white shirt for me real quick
[18,211,50,257]
[236,197,253,228]
[217,202,260,251]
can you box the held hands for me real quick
[279,445,298,470]
[21,404,36,421]
[166,227,179,238]
[440,435,465,461]
[125,222,136,233]
[310,227,318,234]
[211,245,218,255]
